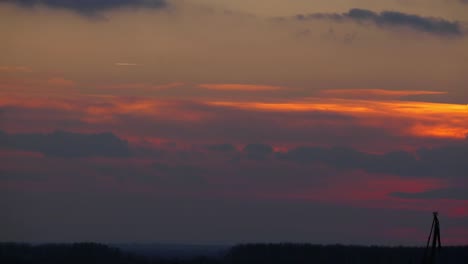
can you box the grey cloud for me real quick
[295,8,462,36]
[0,130,130,158]
[91,161,206,187]
[279,138,468,178]
[0,170,46,181]
[205,143,236,152]
[0,0,167,16]
[0,106,87,130]
[243,143,274,160]
[152,162,206,185]
[391,188,468,200]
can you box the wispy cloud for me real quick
[199,83,283,91]
[115,62,139,66]
[292,8,462,37]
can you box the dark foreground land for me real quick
[1,242,467,264]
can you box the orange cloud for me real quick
[208,99,468,139]
[198,83,283,91]
[208,100,372,113]
[1,92,467,143]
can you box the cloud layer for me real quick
[2,129,467,179]
[279,140,468,179]
[0,0,167,15]
[1,0,467,245]
[0,130,130,157]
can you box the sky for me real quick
[0,0,468,246]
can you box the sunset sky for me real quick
[1,0,468,245]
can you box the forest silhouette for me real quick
[1,242,467,264]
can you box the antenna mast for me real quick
[422,212,442,264]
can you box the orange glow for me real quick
[209,100,374,113]
[198,83,283,91]
[208,99,468,139]
[1,91,467,140]
[409,124,468,139]
[209,99,468,115]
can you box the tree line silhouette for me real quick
[1,242,467,264]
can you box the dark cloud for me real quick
[0,170,46,181]
[89,161,206,187]
[0,106,87,129]
[243,143,274,160]
[279,139,468,178]
[294,8,462,36]
[205,143,236,152]
[391,188,468,200]
[0,0,167,16]
[151,162,206,185]
[0,130,130,158]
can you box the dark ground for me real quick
[1,242,467,264]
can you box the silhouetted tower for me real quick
[422,212,441,264]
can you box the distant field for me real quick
[114,243,230,259]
